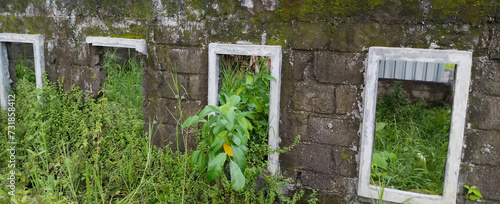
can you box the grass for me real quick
[371,81,451,194]
[103,50,144,110]
[0,51,309,203]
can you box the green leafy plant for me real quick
[183,55,278,192]
[183,95,252,191]
[219,56,276,168]
[464,185,482,203]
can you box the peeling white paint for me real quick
[261,31,267,45]
[152,0,167,16]
[430,42,440,49]
[262,0,277,10]
[25,4,35,17]
[241,0,254,9]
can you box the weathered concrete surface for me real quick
[292,82,335,114]
[313,51,365,85]
[469,95,500,131]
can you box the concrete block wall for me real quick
[1,0,499,203]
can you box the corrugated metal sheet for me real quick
[378,60,445,82]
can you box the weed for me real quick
[372,81,451,194]
[464,185,482,204]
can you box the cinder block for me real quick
[143,69,189,99]
[280,111,309,146]
[469,95,500,131]
[292,81,335,114]
[463,130,500,166]
[307,116,359,147]
[280,143,335,175]
[288,21,330,50]
[335,85,359,114]
[313,51,364,85]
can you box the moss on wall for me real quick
[430,0,497,23]
[273,0,391,22]
[268,0,497,23]
[0,16,54,37]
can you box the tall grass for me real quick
[103,50,144,110]
[371,81,451,194]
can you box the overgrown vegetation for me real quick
[0,52,309,203]
[371,81,451,194]
[183,54,304,201]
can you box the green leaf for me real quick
[232,135,241,146]
[182,116,207,129]
[372,153,388,170]
[199,105,222,117]
[203,115,218,137]
[220,104,230,116]
[232,144,246,171]
[226,107,236,131]
[464,185,470,189]
[470,194,482,200]
[261,74,276,82]
[472,189,482,198]
[246,75,254,85]
[227,95,241,107]
[238,117,252,131]
[236,111,254,120]
[236,87,247,95]
[230,161,245,191]
[375,122,386,131]
[251,98,263,112]
[235,125,248,146]
[210,131,228,153]
[207,153,227,181]
[213,121,225,136]
[221,119,233,132]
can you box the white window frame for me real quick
[0,33,45,109]
[208,43,282,175]
[85,36,147,55]
[358,47,472,204]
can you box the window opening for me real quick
[358,47,472,204]
[208,43,282,175]
[372,60,456,195]
[86,37,147,133]
[0,33,44,110]
[218,54,273,164]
